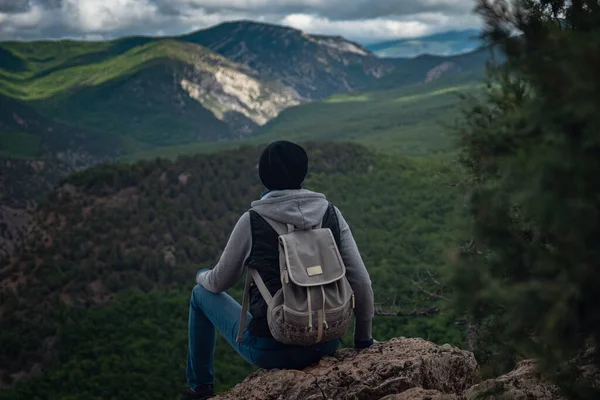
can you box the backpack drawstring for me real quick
[307,287,313,332]
[321,286,328,329]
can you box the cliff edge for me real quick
[214,338,564,400]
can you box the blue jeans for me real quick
[186,284,340,389]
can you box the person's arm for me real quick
[334,207,375,348]
[196,212,252,293]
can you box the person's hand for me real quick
[195,268,210,284]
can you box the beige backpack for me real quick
[237,215,354,346]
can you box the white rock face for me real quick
[425,62,462,83]
[173,30,389,133]
[315,37,370,56]
[180,64,301,131]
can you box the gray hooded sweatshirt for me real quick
[196,189,374,341]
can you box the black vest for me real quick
[246,202,341,337]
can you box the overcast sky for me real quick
[0,0,481,43]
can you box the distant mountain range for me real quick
[366,29,483,58]
[0,21,491,159]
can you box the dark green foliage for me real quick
[0,95,127,159]
[0,156,75,209]
[0,143,463,398]
[450,0,600,395]
[0,132,42,159]
[0,292,256,400]
[0,46,26,73]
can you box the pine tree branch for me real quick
[411,279,450,301]
[374,306,440,317]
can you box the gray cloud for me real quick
[38,0,62,8]
[321,0,475,20]
[0,0,30,13]
[0,0,63,12]
[154,2,186,17]
[0,0,481,42]
[186,0,475,20]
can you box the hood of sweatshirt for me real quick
[250,189,330,230]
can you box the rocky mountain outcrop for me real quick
[215,338,565,400]
[425,62,463,83]
[465,360,563,400]
[182,21,395,100]
[179,57,301,135]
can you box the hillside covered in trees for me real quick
[0,142,464,399]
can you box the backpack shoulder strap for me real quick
[237,268,273,343]
[237,271,252,343]
[249,208,294,235]
[323,202,341,248]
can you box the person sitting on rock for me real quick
[180,141,375,400]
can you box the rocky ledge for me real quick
[214,338,564,400]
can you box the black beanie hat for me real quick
[259,141,308,190]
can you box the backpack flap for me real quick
[279,228,346,287]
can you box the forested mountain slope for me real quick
[0,40,299,147]
[123,73,482,162]
[0,143,464,398]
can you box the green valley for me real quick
[123,73,483,162]
[258,74,482,156]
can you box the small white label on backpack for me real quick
[306,265,323,276]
